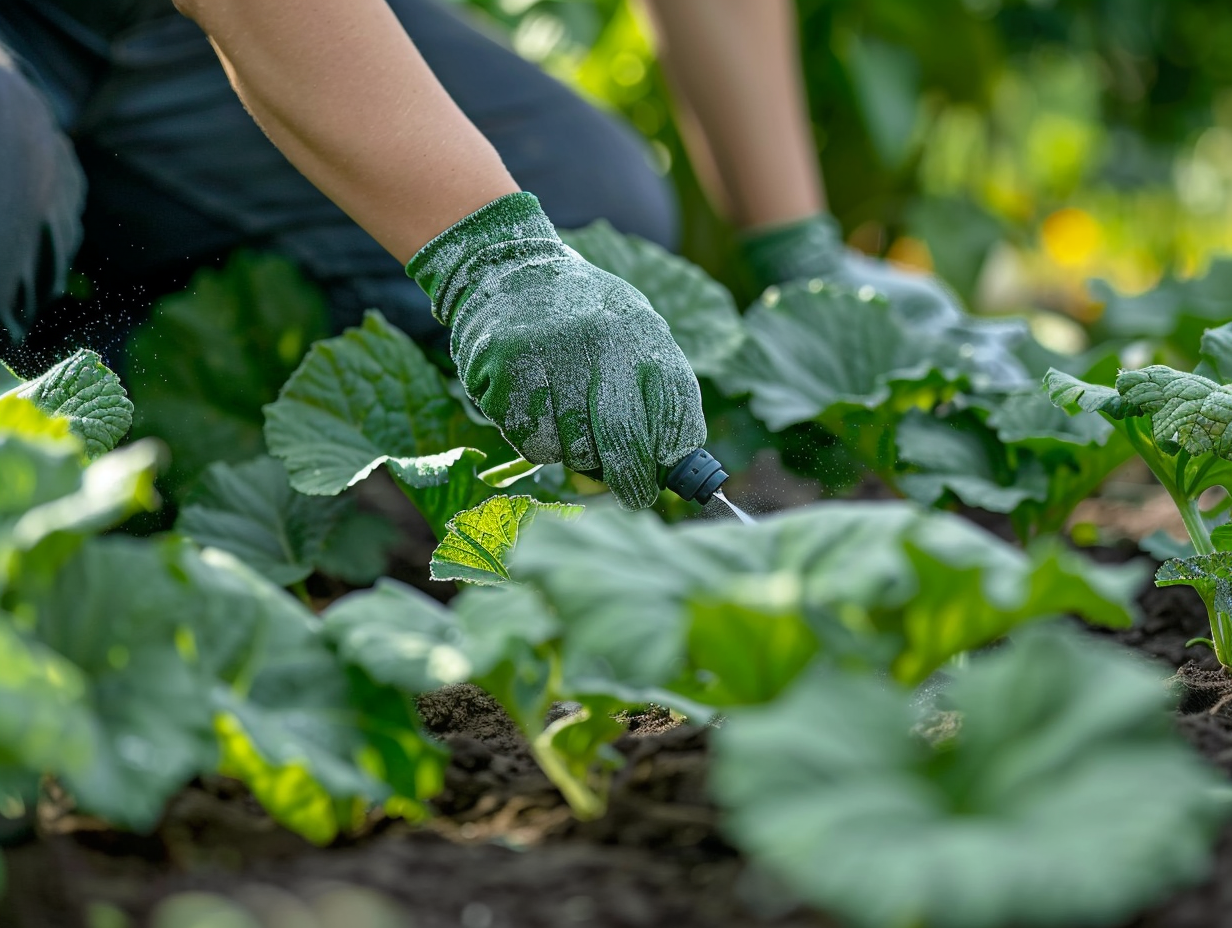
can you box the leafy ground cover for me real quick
[12,0,1232,919]
[6,222,1232,928]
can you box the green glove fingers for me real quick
[741,213,965,324]
[407,192,706,510]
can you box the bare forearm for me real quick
[642,0,824,229]
[174,0,519,263]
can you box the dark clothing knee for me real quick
[0,42,85,343]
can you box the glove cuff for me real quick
[739,213,845,292]
[406,191,561,326]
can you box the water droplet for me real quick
[462,902,493,928]
[807,278,824,293]
[959,343,976,358]
[857,285,877,302]
[762,286,781,307]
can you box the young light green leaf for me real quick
[1156,554,1232,662]
[559,219,745,377]
[1115,366,1232,457]
[126,252,329,494]
[176,456,351,587]
[711,627,1224,928]
[7,350,133,459]
[430,494,584,585]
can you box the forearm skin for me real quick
[173,0,520,263]
[642,0,825,230]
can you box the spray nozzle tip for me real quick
[665,448,728,505]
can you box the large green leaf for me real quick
[396,447,493,541]
[510,501,1141,692]
[29,535,429,839]
[429,494,584,585]
[895,409,1049,513]
[176,456,384,587]
[125,252,330,494]
[314,509,401,587]
[6,350,133,459]
[1048,364,1232,530]
[1092,260,1232,365]
[1197,322,1232,383]
[987,388,1115,447]
[559,220,745,377]
[0,619,95,780]
[673,593,819,707]
[711,627,1224,928]
[175,545,439,840]
[32,538,218,829]
[892,538,1139,684]
[264,311,502,534]
[323,580,474,693]
[720,282,1027,433]
[982,388,1133,536]
[326,580,559,731]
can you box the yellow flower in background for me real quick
[1042,207,1102,267]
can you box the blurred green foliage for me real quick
[445,0,1232,333]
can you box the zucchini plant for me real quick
[711,626,1225,928]
[0,352,447,857]
[1048,320,1232,668]
[325,497,1144,817]
[716,279,1132,539]
[320,497,1228,926]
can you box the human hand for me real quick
[407,193,706,510]
[741,214,964,325]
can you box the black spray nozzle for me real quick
[663,448,729,505]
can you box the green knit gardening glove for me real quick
[407,192,706,511]
[741,213,965,325]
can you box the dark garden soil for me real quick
[0,683,834,928]
[1094,564,1232,928]
[6,551,1232,928]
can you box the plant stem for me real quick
[1179,496,1216,556]
[530,733,606,821]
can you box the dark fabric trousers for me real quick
[0,0,677,361]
